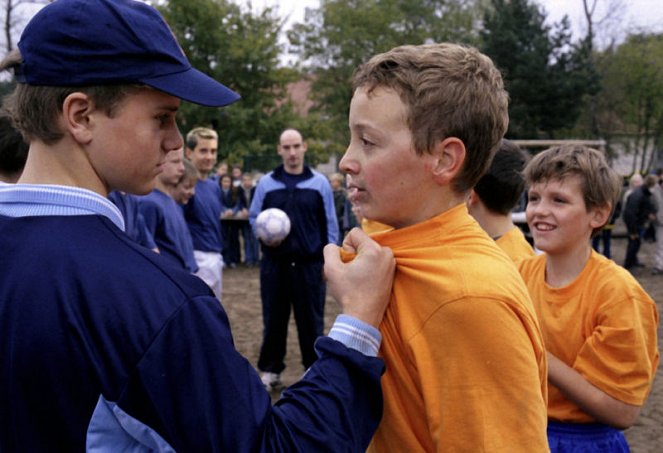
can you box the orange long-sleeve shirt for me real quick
[368,204,548,452]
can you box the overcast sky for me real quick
[250,0,663,43]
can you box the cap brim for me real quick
[141,67,240,107]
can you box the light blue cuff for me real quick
[328,314,382,357]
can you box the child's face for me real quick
[340,86,435,229]
[88,89,182,195]
[186,138,218,176]
[172,178,196,204]
[221,176,232,190]
[158,148,185,186]
[526,175,607,255]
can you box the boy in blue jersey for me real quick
[183,126,226,300]
[249,128,340,390]
[108,190,159,252]
[139,146,199,273]
[0,0,395,451]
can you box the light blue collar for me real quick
[0,184,125,231]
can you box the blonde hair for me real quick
[185,127,218,150]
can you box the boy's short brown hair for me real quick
[352,43,509,193]
[1,49,142,145]
[524,145,622,233]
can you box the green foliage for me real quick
[480,0,599,139]
[288,0,483,157]
[158,0,301,169]
[597,33,663,172]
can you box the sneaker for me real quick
[260,372,281,391]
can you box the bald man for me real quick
[249,129,339,390]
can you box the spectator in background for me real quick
[139,147,198,273]
[0,115,28,183]
[220,173,241,268]
[623,174,658,270]
[183,127,225,300]
[651,169,663,275]
[592,191,622,260]
[171,158,198,206]
[329,172,348,245]
[623,173,643,206]
[249,128,339,391]
[231,164,243,187]
[108,191,158,252]
[237,172,259,265]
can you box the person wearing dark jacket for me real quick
[0,1,395,450]
[623,174,658,270]
[249,128,339,390]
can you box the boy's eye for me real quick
[360,137,374,147]
[157,114,175,126]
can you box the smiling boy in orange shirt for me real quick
[518,145,659,452]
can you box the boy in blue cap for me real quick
[0,0,395,451]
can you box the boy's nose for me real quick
[339,147,357,174]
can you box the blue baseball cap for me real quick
[16,0,240,107]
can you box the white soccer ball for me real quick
[255,208,291,245]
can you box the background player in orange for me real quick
[519,145,659,452]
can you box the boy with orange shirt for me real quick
[518,145,659,452]
[340,43,548,451]
[468,138,535,262]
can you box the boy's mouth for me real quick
[533,221,555,231]
[346,186,363,202]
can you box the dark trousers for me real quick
[592,229,613,259]
[241,222,259,265]
[258,257,325,374]
[624,232,642,269]
[221,220,241,266]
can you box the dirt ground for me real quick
[221,235,663,452]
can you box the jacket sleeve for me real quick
[118,296,384,452]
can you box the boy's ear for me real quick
[62,92,94,145]
[467,189,479,206]
[430,137,466,185]
[590,203,612,229]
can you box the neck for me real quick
[283,164,304,175]
[18,140,108,196]
[544,243,592,288]
[154,178,172,194]
[473,209,516,240]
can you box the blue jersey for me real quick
[0,184,384,451]
[139,188,198,273]
[183,178,223,253]
[249,165,339,261]
[108,190,157,250]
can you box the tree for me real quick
[1,0,50,53]
[158,0,303,170]
[480,0,599,139]
[288,0,483,157]
[597,33,663,174]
